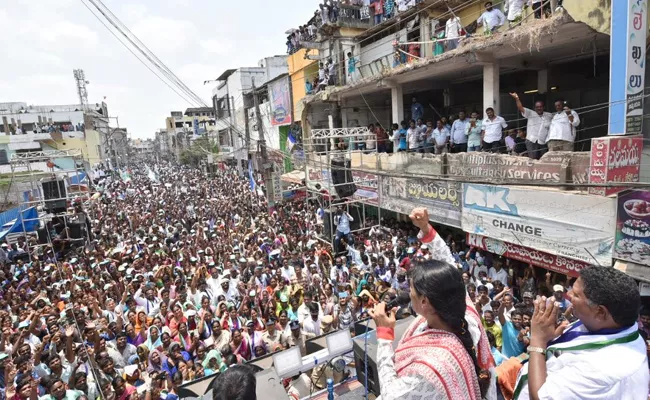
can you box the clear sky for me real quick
[0,0,317,138]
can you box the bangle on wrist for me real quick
[528,345,546,355]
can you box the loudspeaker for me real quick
[331,157,356,198]
[42,180,66,212]
[353,316,415,396]
[68,222,84,239]
[37,227,49,244]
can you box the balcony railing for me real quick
[336,5,372,29]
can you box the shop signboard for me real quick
[461,184,616,266]
[467,234,589,278]
[351,171,378,205]
[614,190,650,266]
[380,176,461,227]
[588,135,643,196]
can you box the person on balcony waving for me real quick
[546,99,579,152]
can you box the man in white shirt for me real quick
[450,111,469,153]
[406,119,419,151]
[301,303,322,336]
[516,266,649,400]
[488,259,509,286]
[445,15,462,51]
[547,99,580,152]
[504,0,526,25]
[510,92,552,159]
[431,120,450,154]
[481,107,507,152]
[297,291,324,323]
[477,1,506,34]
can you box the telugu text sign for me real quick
[380,176,461,227]
[588,135,643,196]
[461,184,616,265]
[467,234,590,278]
[609,0,647,135]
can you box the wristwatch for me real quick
[527,346,546,355]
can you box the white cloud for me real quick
[201,39,234,56]
[178,63,218,102]
[121,3,148,20]
[131,16,199,53]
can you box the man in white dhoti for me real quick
[514,266,649,399]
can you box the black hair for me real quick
[225,353,239,367]
[511,310,523,319]
[485,107,494,112]
[212,364,257,400]
[410,259,489,397]
[486,331,496,348]
[111,376,125,389]
[640,307,650,317]
[308,302,319,314]
[580,266,640,327]
[115,331,127,339]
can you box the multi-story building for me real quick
[165,108,217,161]
[130,138,155,159]
[284,1,650,284]
[153,129,171,160]
[212,56,289,168]
[0,101,111,173]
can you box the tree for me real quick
[178,136,219,167]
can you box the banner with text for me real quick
[467,234,590,278]
[351,171,378,205]
[381,176,461,227]
[461,184,616,265]
[588,135,643,196]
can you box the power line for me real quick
[78,0,201,107]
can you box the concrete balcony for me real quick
[310,150,591,187]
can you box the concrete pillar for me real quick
[341,99,349,128]
[2,117,8,134]
[421,17,433,58]
[391,84,405,124]
[483,62,500,114]
[537,69,549,94]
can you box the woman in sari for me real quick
[113,376,137,400]
[144,325,163,351]
[222,306,243,332]
[369,258,490,400]
[173,321,193,352]
[147,349,166,376]
[202,349,227,376]
[125,323,145,347]
[230,328,251,361]
[135,309,151,335]
[136,344,150,371]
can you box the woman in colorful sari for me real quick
[125,323,145,347]
[369,258,490,400]
[113,376,137,400]
[231,328,252,361]
[173,321,193,352]
[134,308,151,335]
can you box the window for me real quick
[0,149,7,165]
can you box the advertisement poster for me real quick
[351,171,378,205]
[269,77,292,126]
[588,135,643,196]
[381,177,461,227]
[614,190,650,266]
[461,184,616,266]
[467,234,590,278]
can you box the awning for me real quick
[614,260,650,283]
[281,170,304,185]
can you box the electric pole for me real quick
[252,77,274,212]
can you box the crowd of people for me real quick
[0,159,647,400]
[3,122,84,136]
[337,94,580,159]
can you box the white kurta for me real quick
[515,323,649,400]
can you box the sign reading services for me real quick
[461,184,616,266]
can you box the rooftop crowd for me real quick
[0,160,646,400]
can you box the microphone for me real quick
[385,290,411,311]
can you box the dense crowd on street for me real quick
[0,160,647,400]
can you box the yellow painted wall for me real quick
[84,129,103,164]
[565,0,612,34]
[53,138,91,162]
[288,48,319,122]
